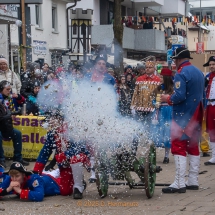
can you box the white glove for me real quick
[131,109,136,116]
[155,102,160,109]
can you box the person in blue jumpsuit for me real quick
[0,162,60,201]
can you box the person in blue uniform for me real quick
[0,162,60,201]
[84,52,115,183]
[85,53,115,86]
[161,48,204,193]
[33,110,90,199]
[151,68,174,164]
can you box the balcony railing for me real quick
[91,25,166,52]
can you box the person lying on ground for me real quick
[0,162,62,201]
[33,109,90,199]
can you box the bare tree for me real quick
[113,0,124,80]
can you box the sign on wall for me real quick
[0,4,18,17]
[171,35,184,45]
[33,40,47,55]
[196,42,204,54]
[3,116,47,159]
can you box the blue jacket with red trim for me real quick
[0,166,10,190]
[169,61,204,139]
[0,173,60,202]
[85,72,115,86]
[34,130,90,174]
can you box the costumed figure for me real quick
[0,162,62,201]
[151,68,174,164]
[85,52,115,183]
[131,60,160,132]
[161,48,204,193]
[85,53,115,86]
[33,110,90,199]
[200,70,210,158]
[203,56,215,165]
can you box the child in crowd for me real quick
[26,80,41,115]
[152,68,174,164]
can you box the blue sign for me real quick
[172,44,185,53]
[167,49,173,64]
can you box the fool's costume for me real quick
[131,74,160,112]
[131,73,160,133]
[33,127,90,196]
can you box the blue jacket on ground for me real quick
[0,171,60,201]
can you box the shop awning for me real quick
[0,14,18,24]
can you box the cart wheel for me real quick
[96,171,108,198]
[144,144,156,198]
[95,151,109,198]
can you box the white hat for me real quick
[0,58,8,65]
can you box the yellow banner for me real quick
[3,116,47,159]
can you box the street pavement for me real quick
[2,149,215,215]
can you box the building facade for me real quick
[0,4,19,73]
[0,0,77,72]
[68,0,186,62]
[28,0,73,67]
